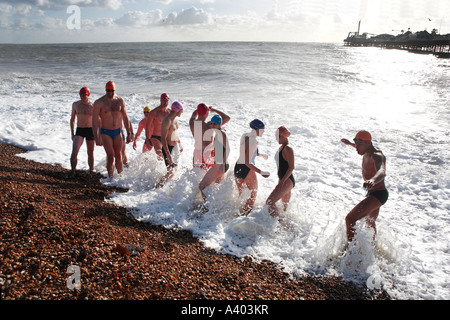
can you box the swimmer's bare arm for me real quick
[363,152,386,190]
[257,152,269,160]
[145,112,156,142]
[92,101,102,146]
[70,102,77,140]
[189,110,198,136]
[341,138,355,148]
[133,120,145,150]
[145,120,154,149]
[244,136,270,178]
[160,117,173,165]
[210,107,231,126]
[120,99,134,143]
[126,120,134,143]
[223,132,230,162]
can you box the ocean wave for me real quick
[0,42,449,299]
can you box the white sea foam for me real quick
[0,42,449,299]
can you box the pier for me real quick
[344,21,450,58]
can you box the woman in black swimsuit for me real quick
[266,126,295,217]
[198,115,230,212]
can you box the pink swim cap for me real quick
[171,101,183,112]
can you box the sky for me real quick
[0,0,449,43]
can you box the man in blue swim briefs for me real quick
[93,81,134,178]
[341,130,388,243]
[70,86,95,177]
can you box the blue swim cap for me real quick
[211,114,222,125]
[250,119,265,130]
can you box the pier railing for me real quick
[344,32,450,58]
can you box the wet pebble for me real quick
[0,143,390,300]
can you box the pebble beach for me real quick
[0,143,390,301]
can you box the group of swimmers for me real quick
[71,81,388,244]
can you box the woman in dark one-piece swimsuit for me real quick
[266,126,295,217]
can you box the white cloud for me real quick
[115,10,163,27]
[0,3,12,14]
[13,4,33,16]
[33,16,65,29]
[1,0,449,43]
[3,14,65,31]
[153,0,172,4]
[108,7,215,28]
[162,7,213,25]
[92,17,115,28]
[0,0,123,10]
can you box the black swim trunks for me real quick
[234,163,250,180]
[75,127,94,141]
[162,145,176,167]
[367,189,389,205]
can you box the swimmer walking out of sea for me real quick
[189,103,230,170]
[93,81,134,179]
[234,119,270,215]
[145,93,171,161]
[198,114,230,212]
[266,126,295,217]
[341,130,388,243]
[133,106,153,153]
[70,86,95,177]
[156,101,184,188]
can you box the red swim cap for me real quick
[197,103,210,116]
[354,130,372,141]
[161,93,169,99]
[277,126,291,138]
[105,81,116,90]
[79,87,90,96]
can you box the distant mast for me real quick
[357,20,361,36]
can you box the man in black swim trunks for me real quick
[70,87,95,176]
[155,101,184,188]
[341,130,388,243]
[145,93,171,161]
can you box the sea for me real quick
[0,42,448,300]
